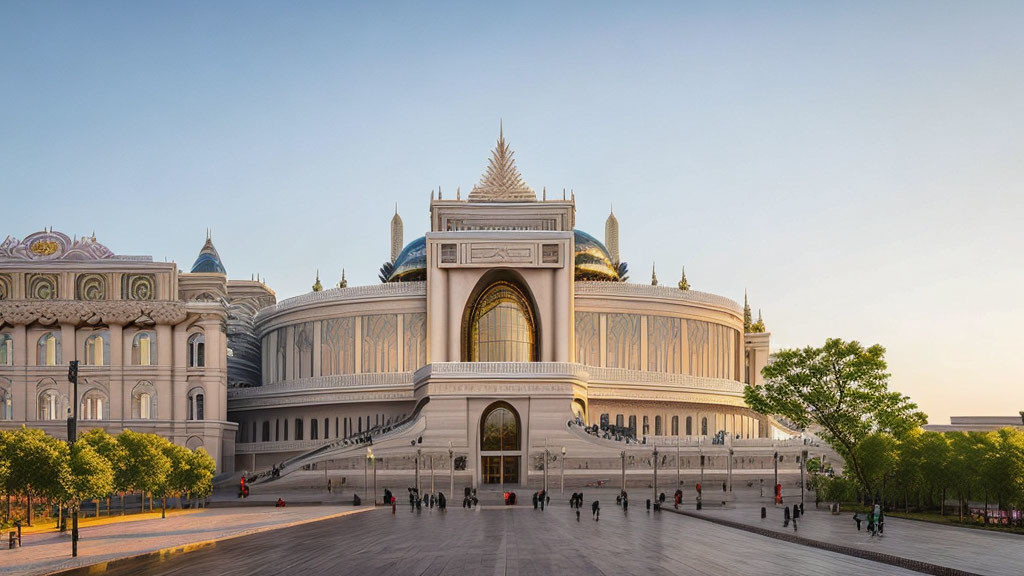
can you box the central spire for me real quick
[468,122,536,202]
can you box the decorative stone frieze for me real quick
[0,299,187,327]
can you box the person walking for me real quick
[877,508,885,536]
[783,505,791,528]
[853,512,862,531]
[592,500,600,521]
[327,478,333,494]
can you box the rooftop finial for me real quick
[468,122,536,202]
[312,269,323,292]
[678,266,690,291]
[338,268,348,289]
[457,186,461,200]
[651,262,658,286]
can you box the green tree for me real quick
[117,430,170,513]
[917,431,951,512]
[158,441,190,517]
[979,428,1024,522]
[6,427,68,524]
[80,428,129,514]
[61,441,114,517]
[185,448,216,504]
[744,338,926,500]
[0,430,12,520]
[855,432,898,502]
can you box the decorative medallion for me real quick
[0,274,10,300]
[30,240,59,256]
[76,274,107,301]
[27,274,59,300]
[122,274,156,301]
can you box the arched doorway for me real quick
[480,402,521,486]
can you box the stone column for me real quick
[108,323,124,421]
[155,324,173,419]
[13,324,28,420]
[172,323,189,421]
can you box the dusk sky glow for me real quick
[2,1,1022,423]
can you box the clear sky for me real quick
[2,2,1022,424]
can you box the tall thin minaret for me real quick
[390,203,404,263]
[605,205,620,264]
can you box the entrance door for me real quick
[480,402,522,485]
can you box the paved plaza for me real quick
[0,505,368,576]
[4,487,1021,575]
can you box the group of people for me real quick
[853,504,885,537]
[568,492,602,521]
[783,503,803,530]
[403,487,447,511]
[532,490,550,510]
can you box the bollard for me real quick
[761,506,767,519]
[646,499,651,510]
[696,500,702,510]
[8,531,16,549]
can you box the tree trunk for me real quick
[120,493,125,516]
[941,487,945,516]
[161,497,166,519]
[26,490,32,526]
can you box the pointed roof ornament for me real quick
[651,263,658,286]
[456,186,461,200]
[678,266,690,291]
[190,231,226,274]
[743,290,753,332]
[312,269,323,292]
[542,186,546,201]
[338,268,348,289]
[468,123,536,202]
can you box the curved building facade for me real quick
[227,130,779,486]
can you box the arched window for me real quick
[0,383,12,420]
[284,418,289,441]
[83,331,109,366]
[615,414,624,428]
[643,415,649,436]
[132,331,156,366]
[655,415,663,436]
[479,402,521,485]
[38,389,60,420]
[188,333,205,368]
[311,418,319,440]
[131,382,156,419]
[81,389,107,420]
[324,418,329,440]
[600,413,609,428]
[686,416,693,436]
[672,416,679,436]
[701,417,708,436]
[294,418,304,440]
[466,281,536,362]
[262,421,270,442]
[36,332,61,366]
[0,334,12,366]
[628,415,637,435]
[187,387,205,420]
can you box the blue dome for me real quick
[386,236,426,282]
[190,237,226,274]
[574,229,620,281]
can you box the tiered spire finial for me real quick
[605,205,620,264]
[468,123,536,202]
[651,263,658,286]
[743,290,753,332]
[337,268,348,289]
[312,270,323,292]
[678,266,690,291]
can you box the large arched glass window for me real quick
[686,416,693,436]
[655,415,663,436]
[701,416,708,436]
[36,332,61,366]
[467,281,535,362]
[672,416,679,436]
[132,331,156,366]
[188,333,205,368]
[0,334,12,366]
[481,405,519,451]
[83,331,109,366]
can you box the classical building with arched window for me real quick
[4,130,796,485]
[224,129,795,488]
[0,229,275,473]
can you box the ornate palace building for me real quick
[2,129,797,484]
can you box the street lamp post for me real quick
[560,447,566,494]
[800,449,807,509]
[676,436,680,488]
[773,449,779,505]
[652,446,659,506]
[727,448,734,492]
[620,450,626,492]
[67,360,80,557]
[543,440,549,494]
[416,448,422,496]
[430,454,435,494]
[363,451,368,503]
[448,441,454,498]
[367,448,376,506]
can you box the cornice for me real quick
[0,299,189,327]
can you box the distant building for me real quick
[923,415,1024,433]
